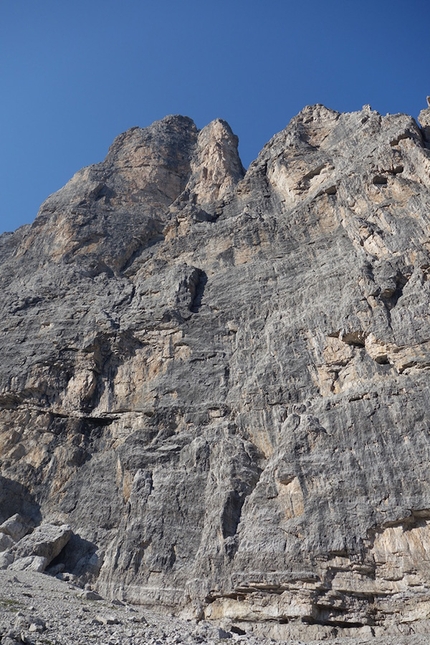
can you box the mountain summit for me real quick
[2,104,430,640]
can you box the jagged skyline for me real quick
[1,0,429,234]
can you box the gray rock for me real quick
[0,514,30,543]
[78,589,103,600]
[94,614,120,625]
[0,533,15,553]
[11,524,71,571]
[9,555,48,572]
[2,104,430,637]
[0,551,14,569]
[28,619,46,633]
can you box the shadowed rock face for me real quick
[2,105,430,639]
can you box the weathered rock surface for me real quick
[1,569,429,645]
[1,103,430,640]
[0,521,72,573]
[0,514,32,543]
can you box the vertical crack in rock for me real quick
[189,269,208,313]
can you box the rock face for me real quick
[2,103,430,639]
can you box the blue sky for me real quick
[1,0,429,234]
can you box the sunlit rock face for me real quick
[2,103,430,639]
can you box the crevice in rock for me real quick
[48,532,99,579]
[373,354,389,365]
[372,175,387,185]
[221,491,244,539]
[189,270,208,313]
[302,164,327,181]
[92,184,116,204]
[339,331,366,347]
[379,269,410,310]
[302,616,365,629]
[325,185,337,195]
[389,130,417,146]
[80,416,115,427]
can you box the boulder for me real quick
[0,532,15,552]
[9,555,48,572]
[0,513,31,542]
[0,551,14,569]
[12,524,71,570]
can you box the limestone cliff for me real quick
[2,103,430,639]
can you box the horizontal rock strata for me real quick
[2,104,430,639]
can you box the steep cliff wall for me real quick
[2,104,430,639]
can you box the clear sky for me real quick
[1,0,429,234]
